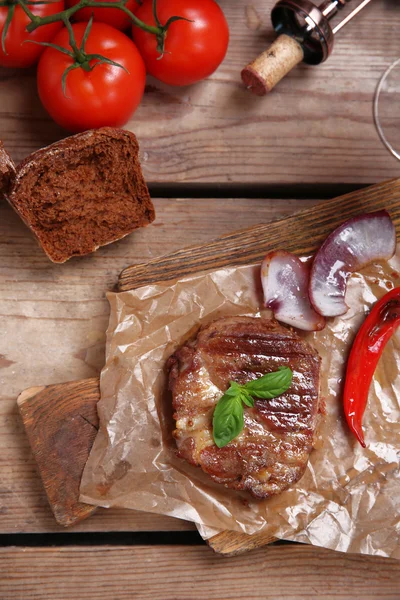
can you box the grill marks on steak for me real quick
[168,316,321,499]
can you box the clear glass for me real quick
[374,58,400,161]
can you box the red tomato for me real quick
[66,0,138,31]
[37,22,146,132]
[132,0,229,86]
[0,0,64,68]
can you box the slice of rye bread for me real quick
[0,140,16,199]
[7,127,155,263]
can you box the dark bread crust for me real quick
[8,127,155,263]
[0,141,16,200]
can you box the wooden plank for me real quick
[206,529,276,557]
[116,179,400,553]
[115,179,400,555]
[1,545,400,599]
[17,380,100,527]
[0,1,398,184]
[120,178,400,290]
[12,179,400,550]
[0,197,317,533]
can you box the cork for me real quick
[241,34,304,96]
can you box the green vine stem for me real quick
[28,16,130,94]
[1,3,15,54]
[17,0,161,35]
[1,0,190,91]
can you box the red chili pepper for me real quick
[344,286,400,448]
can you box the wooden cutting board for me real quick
[18,179,400,555]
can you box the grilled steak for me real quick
[168,316,321,499]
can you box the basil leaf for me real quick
[243,366,292,399]
[224,381,242,397]
[225,382,254,408]
[212,392,244,448]
[240,389,254,408]
[212,367,293,448]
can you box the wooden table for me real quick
[1,1,400,598]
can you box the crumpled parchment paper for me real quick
[80,253,400,558]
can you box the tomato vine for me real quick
[1,0,188,57]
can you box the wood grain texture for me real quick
[118,179,400,554]
[120,178,400,290]
[17,379,100,527]
[1,197,317,533]
[1,545,400,600]
[14,381,277,542]
[207,529,276,556]
[0,1,398,184]
[12,179,400,553]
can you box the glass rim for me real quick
[373,57,400,162]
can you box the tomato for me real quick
[66,0,138,31]
[0,0,64,68]
[132,0,229,86]
[37,22,146,132]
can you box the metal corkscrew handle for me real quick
[241,0,374,96]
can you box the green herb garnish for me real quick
[212,367,293,448]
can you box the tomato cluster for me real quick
[0,0,229,132]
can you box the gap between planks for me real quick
[1,544,400,600]
[0,531,205,548]
[146,182,369,200]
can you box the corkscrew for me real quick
[242,0,374,95]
